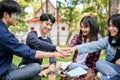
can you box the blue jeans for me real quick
[3,63,41,80]
[96,60,120,79]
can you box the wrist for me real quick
[56,46,59,51]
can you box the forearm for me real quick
[35,51,55,59]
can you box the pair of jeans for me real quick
[96,60,120,79]
[3,63,41,80]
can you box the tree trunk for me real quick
[41,0,44,13]
[109,0,120,16]
[46,0,49,13]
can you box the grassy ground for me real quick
[12,50,106,80]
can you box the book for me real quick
[66,66,87,77]
[60,61,72,70]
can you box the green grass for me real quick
[12,50,106,80]
[12,54,72,80]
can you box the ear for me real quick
[3,12,9,19]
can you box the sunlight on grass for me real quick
[12,48,106,80]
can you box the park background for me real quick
[0,0,120,80]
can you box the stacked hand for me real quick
[55,46,77,59]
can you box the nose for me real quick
[47,25,52,30]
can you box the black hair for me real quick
[40,14,55,23]
[79,16,99,42]
[0,0,21,19]
[108,14,120,46]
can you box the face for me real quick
[80,22,90,36]
[4,12,19,27]
[39,19,53,35]
[108,20,118,37]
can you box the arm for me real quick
[77,37,108,54]
[66,37,108,55]
[69,34,81,61]
[69,34,81,47]
[0,31,66,59]
[26,31,56,51]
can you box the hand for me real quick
[54,52,66,59]
[56,46,72,57]
[39,68,50,77]
[61,46,77,54]
[48,64,55,72]
[115,59,120,65]
[56,46,65,55]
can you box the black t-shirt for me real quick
[111,48,120,63]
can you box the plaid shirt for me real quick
[69,34,101,73]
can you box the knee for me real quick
[96,60,103,68]
[32,63,41,73]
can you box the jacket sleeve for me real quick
[0,31,36,59]
[26,31,56,51]
[27,31,56,64]
[77,37,108,54]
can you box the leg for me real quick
[96,60,120,77]
[5,63,41,80]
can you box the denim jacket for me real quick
[77,37,117,62]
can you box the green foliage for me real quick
[81,0,109,37]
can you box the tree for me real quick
[57,0,82,45]
[9,0,41,33]
[109,0,120,16]
[81,0,108,37]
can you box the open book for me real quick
[60,61,72,70]
[66,66,87,77]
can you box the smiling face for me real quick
[2,12,19,27]
[108,20,118,37]
[80,22,90,37]
[39,19,53,35]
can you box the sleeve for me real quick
[0,31,36,59]
[77,37,108,54]
[69,34,81,61]
[47,38,56,64]
[69,34,81,47]
[26,31,56,51]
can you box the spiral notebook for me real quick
[66,66,87,77]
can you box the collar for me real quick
[36,30,47,39]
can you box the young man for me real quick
[19,14,62,79]
[0,0,69,80]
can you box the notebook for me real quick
[66,66,87,77]
[60,61,72,70]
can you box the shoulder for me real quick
[27,31,37,36]
[72,33,80,39]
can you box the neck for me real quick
[39,29,46,38]
[1,18,9,28]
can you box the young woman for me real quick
[69,16,101,74]
[69,14,120,80]
[61,16,101,80]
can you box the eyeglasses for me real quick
[14,12,20,19]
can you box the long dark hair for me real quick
[79,16,99,42]
[108,14,120,46]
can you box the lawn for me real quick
[12,53,73,80]
[12,50,106,80]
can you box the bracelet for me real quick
[48,71,56,75]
